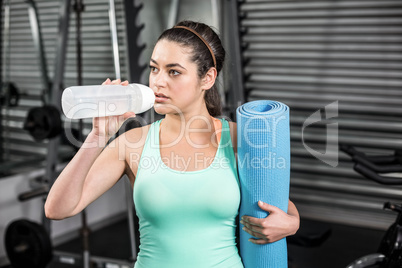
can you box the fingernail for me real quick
[106,78,111,82]
[240,220,243,225]
[242,227,246,231]
[258,200,263,205]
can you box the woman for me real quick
[45,20,299,267]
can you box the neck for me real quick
[163,107,213,135]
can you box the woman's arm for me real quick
[45,131,127,219]
[240,200,300,244]
[45,79,135,220]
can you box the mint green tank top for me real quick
[133,118,244,268]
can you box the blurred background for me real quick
[0,0,401,267]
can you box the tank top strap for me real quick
[219,118,230,147]
[217,118,236,163]
[217,118,239,185]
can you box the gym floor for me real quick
[1,217,385,268]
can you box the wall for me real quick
[237,0,402,229]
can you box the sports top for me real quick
[133,118,244,268]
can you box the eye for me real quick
[149,65,158,73]
[169,69,180,76]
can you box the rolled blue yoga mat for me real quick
[236,100,290,268]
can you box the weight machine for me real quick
[3,0,145,267]
[341,144,402,268]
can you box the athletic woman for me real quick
[45,20,299,267]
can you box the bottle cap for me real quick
[132,84,155,113]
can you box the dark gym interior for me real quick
[0,0,401,268]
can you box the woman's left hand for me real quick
[240,200,300,245]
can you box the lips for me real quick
[155,92,169,103]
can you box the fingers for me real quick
[240,214,267,239]
[240,201,285,244]
[241,222,270,244]
[114,112,136,134]
[117,113,132,127]
[240,219,275,244]
[102,78,111,85]
[241,201,280,226]
[122,111,136,120]
[241,216,263,227]
[102,78,129,86]
[111,79,121,85]
[258,200,281,214]
[248,238,270,245]
[241,221,265,236]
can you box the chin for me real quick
[154,103,183,116]
[153,104,167,115]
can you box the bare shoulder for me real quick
[228,121,237,134]
[119,123,152,156]
[228,121,237,154]
[120,123,152,146]
[113,123,152,178]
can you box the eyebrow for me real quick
[150,59,187,70]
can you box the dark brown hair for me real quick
[157,20,225,117]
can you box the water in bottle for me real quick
[61,83,155,119]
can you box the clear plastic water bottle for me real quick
[61,83,155,119]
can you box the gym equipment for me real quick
[341,144,402,268]
[108,0,120,81]
[122,0,146,84]
[4,219,53,268]
[237,100,290,268]
[4,1,70,267]
[49,1,141,267]
[7,175,53,268]
[109,0,138,262]
[26,0,51,102]
[341,145,402,185]
[23,105,62,141]
[167,0,179,28]
[0,82,20,107]
[3,0,144,266]
[1,0,20,162]
[71,1,95,267]
[23,0,62,141]
[1,0,20,108]
[221,0,245,119]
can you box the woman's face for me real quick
[149,40,205,115]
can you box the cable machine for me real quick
[4,0,146,267]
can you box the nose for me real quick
[151,71,167,90]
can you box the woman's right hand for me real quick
[91,78,136,141]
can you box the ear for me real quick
[200,67,217,91]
